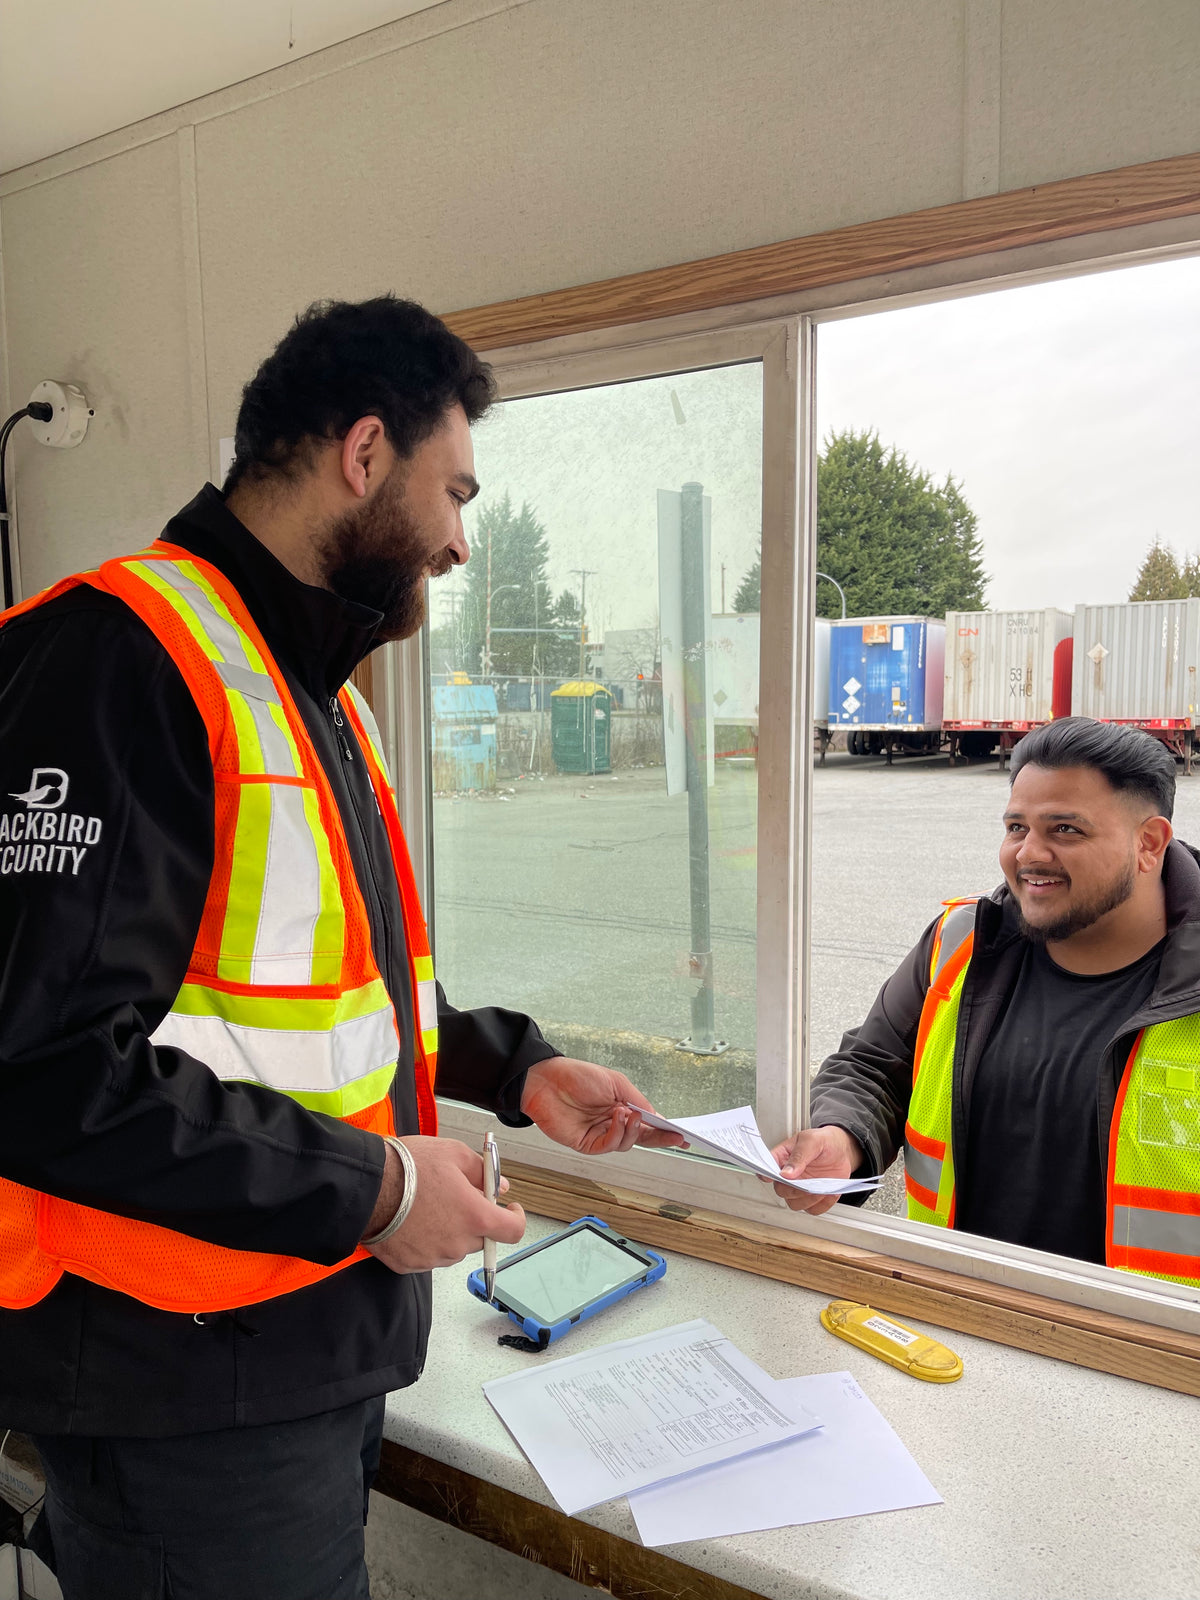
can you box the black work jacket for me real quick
[0,485,556,1436]
[810,839,1200,1211]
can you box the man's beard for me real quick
[319,471,452,642]
[1016,859,1136,944]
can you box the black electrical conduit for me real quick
[0,403,55,611]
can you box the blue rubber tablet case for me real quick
[467,1215,666,1348]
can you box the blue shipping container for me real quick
[431,684,499,790]
[827,617,946,730]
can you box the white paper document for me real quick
[628,1370,943,1546]
[631,1103,882,1195]
[482,1319,821,1515]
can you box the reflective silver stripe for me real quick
[151,561,255,672]
[1112,1205,1200,1261]
[417,978,438,1036]
[345,684,392,780]
[215,660,281,705]
[904,1141,943,1197]
[245,697,301,778]
[252,783,321,985]
[152,1005,398,1092]
[932,902,976,983]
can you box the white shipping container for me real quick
[1073,600,1200,728]
[944,608,1073,727]
[813,617,831,732]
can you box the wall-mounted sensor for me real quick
[27,380,93,449]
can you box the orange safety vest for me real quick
[0,543,438,1313]
[906,899,1200,1287]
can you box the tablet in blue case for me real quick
[467,1215,666,1349]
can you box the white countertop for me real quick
[383,1217,1200,1600]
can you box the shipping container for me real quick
[828,617,945,755]
[1072,600,1200,761]
[944,608,1074,732]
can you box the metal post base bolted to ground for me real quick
[675,481,728,1058]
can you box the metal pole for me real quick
[484,523,493,678]
[816,570,847,618]
[570,568,597,677]
[678,482,725,1055]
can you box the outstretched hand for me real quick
[520,1058,687,1155]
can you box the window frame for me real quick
[370,157,1200,1377]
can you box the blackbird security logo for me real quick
[1,768,102,876]
[10,766,69,809]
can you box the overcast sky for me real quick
[445,248,1200,640]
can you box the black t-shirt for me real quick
[957,939,1165,1262]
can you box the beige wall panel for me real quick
[1,137,199,590]
[196,0,964,432]
[999,0,1200,190]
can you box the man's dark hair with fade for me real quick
[1010,716,1177,822]
[224,295,496,493]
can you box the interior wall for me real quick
[2,0,1199,593]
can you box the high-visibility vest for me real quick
[905,900,1200,1288]
[0,542,438,1314]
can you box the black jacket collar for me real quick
[160,484,384,701]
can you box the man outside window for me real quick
[773,718,1200,1287]
[0,296,682,1598]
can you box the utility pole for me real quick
[720,561,726,614]
[484,522,494,679]
[571,568,597,677]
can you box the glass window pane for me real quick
[429,364,763,1117]
[809,254,1200,1250]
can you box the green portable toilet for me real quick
[550,681,613,774]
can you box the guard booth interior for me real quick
[550,681,614,775]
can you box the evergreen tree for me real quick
[730,431,986,618]
[1130,539,1192,600]
[460,495,556,676]
[733,542,761,613]
[813,431,987,618]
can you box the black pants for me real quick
[28,1396,385,1600]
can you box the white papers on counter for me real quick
[628,1370,943,1546]
[630,1104,882,1196]
[482,1319,821,1515]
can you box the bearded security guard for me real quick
[0,295,682,1599]
[772,717,1200,1288]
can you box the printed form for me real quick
[630,1104,882,1196]
[483,1319,820,1514]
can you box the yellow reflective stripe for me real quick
[153,990,398,1092]
[217,782,273,982]
[344,684,392,783]
[906,949,964,1227]
[226,690,268,778]
[271,1062,397,1119]
[303,785,345,987]
[413,955,434,983]
[420,1028,439,1059]
[127,560,229,664]
[266,698,305,778]
[168,976,392,1028]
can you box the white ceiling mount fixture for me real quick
[0,1,449,173]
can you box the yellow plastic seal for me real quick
[820,1299,963,1382]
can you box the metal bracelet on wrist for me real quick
[363,1136,417,1246]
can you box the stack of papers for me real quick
[483,1320,941,1545]
[483,1319,820,1516]
[630,1103,882,1196]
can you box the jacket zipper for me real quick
[329,695,354,763]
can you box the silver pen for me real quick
[483,1131,501,1301]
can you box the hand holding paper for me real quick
[627,1104,881,1198]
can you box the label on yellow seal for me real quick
[820,1300,963,1382]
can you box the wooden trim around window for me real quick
[444,151,1200,351]
[504,1162,1200,1398]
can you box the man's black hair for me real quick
[224,296,495,492]
[1009,716,1176,821]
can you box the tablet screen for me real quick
[495,1225,648,1324]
